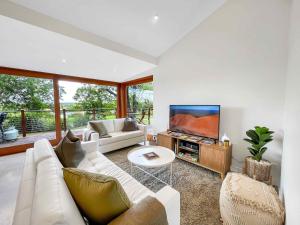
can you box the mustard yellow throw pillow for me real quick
[63,168,132,225]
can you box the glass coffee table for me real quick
[127,145,175,186]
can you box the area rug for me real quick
[105,145,223,225]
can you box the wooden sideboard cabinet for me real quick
[157,132,174,149]
[157,131,232,179]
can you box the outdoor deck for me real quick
[0,130,83,148]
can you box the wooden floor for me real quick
[0,132,56,148]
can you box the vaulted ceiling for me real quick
[0,0,225,81]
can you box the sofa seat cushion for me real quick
[99,131,144,146]
[31,157,85,225]
[99,161,155,203]
[81,152,155,203]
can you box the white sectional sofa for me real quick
[13,139,180,225]
[83,118,147,153]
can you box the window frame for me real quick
[0,66,153,155]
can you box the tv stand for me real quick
[157,131,232,179]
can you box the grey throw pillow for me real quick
[122,118,139,132]
[54,130,85,167]
[89,121,109,137]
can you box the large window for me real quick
[0,74,56,147]
[58,81,117,134]
[0,67,151,155]
[126,82,153,125]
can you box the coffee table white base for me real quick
[130,162,173,186]
[128,146,175,186]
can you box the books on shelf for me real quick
[178,151,198,162]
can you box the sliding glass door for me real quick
[0,74,56,148]
[126,81,153,125]
[0,67,151,155]
[58,81,118,135]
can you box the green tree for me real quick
[127,82,153,113]
[73,84,117,109]
[0,74,65,111]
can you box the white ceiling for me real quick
[0,15,155,82]
[0,0,225,82]
[8,0,225,57]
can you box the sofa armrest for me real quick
[137,124,147,137]
[155,186,180,225]
[81,141,98,154]
[90,132,99,142]
[108,196,168,225]
[82,128,99,142]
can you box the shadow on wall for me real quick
[220,106,245,171]
[265,129,283,187]
[221,106,283,186]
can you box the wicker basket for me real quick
[243,156,272,184]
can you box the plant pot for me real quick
[243,156,272,184]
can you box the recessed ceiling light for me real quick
[151,15,159,24]
[62,59,67,63]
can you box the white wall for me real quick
[153,0,290,185]
[281,0,300,223]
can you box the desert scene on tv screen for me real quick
[170,106,219,139]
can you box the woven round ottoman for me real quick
[220,173,284,225]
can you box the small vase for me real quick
[221,133,230,142]
[243,156,272,184]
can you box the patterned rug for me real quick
[105,145,223,225]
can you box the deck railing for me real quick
[2,107,153,137]
[2,108,116,137]
[127,108,153,125]
[60,108,117,132]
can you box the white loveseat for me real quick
[83,118,147,153]
[13,139,180,225]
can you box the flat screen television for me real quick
[169,105,220,140]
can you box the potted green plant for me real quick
[243,126,274,184]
